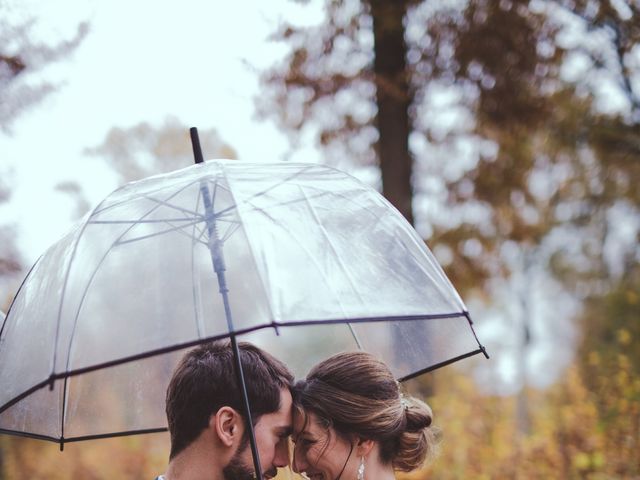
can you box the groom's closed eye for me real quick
[276,426,293,439]
[294,436,316,448]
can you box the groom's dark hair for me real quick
[165,340,293,459]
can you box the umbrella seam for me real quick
[61,178,207,372]
[219,163,280,325]
[296,184,367,348]
[54,190,124,442]
[58,178,206,441]
[369,190,468,312]
[0,257,41,338]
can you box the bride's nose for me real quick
[292,448,308,474]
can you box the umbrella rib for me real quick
[89,218,200,224]
[191,190,205,339]
[141,193,204,219]
[210,176,219,206]
[91,177,204,217]
[115,218,207,247]
[60,370,68,447]
[221,222,241,243]
[165,215,215,246]
[205,171,240,241]
[208,180,243,243]
[104,180,222,247]
[0,376,53,415]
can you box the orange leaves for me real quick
[1,434,169,479]
[392,353,639,479]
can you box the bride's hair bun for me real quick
[393,396,437,472]
[293,351,438,473]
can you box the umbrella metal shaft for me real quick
[199,180,264,480]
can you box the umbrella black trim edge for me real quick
[0,311,475,417]
[0,350,488,446]
[0,426,167,446]
[463,311,490,360]
[397,348,487,382]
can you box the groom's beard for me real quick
[222,443,278,480]
[222,450,254,480]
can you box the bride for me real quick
[291,351,437,480]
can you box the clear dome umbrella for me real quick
[0,131,487,478]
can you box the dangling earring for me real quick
[357,456,365,480]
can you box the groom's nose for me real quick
[273,438,290,468]
[291,449,307,474]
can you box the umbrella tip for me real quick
[190,127,204,164]
[480,345,490,359]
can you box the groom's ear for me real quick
[212,406,243,447]
[355,437,375,457]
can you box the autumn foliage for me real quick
[2,317,638,480]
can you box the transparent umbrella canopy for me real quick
[0,158,487,473]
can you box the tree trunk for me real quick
[371,0,414,225]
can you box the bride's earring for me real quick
[357,456,365,480]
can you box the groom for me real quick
[156,340,294,480]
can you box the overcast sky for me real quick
[1,0,324,261]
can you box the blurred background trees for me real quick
[84,117,237,184]
[258,0,639,298]
[258,0,640,477]
[0,1,87,132]
[0,0,87,307]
